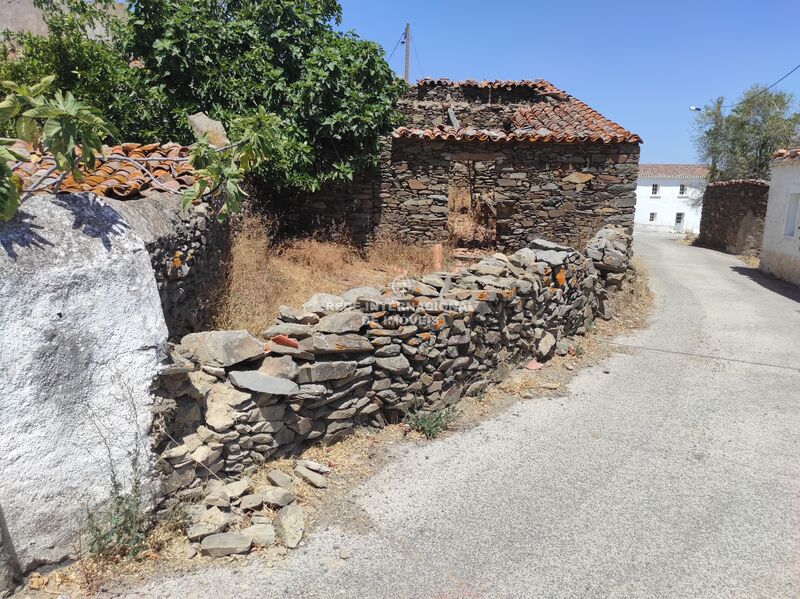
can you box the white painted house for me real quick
[760,149,800,285]
[634,164,709,234]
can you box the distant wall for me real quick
[0,0,47,36]
[697,180,769,255]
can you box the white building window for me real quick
[679,184,687,196]
[649,212,656,222]
[651,184,659,196]
[785,195,800,238]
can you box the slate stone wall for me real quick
[292,83,640,252]
[697,180,769,255]
[112,193,232,339]
[151,228,633,500]
[295,139,639,252]
[378,139,639,252]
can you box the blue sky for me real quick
[338,0,800,165]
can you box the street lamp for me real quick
[689,106,702,112]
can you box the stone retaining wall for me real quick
[152,227,632,501]
[111,193,231,339]
[697,179,769,256]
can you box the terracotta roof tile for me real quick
[706,179,769,188]
[9,141,195,198]
[395,79,641,145]
[773,148,800,163]
[638,164,709,179]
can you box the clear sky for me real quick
[337,0,800,165]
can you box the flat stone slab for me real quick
[200,533,252,557]
[267,469,293,490]
[228,370,300,395]
[294,465,327,488]
[262,485,295,507]
[180,330,265,368]
[296,459,331,474]
[258,356,299,380]
[241,524,275,546]
[302,333,373,355]
[315,311,367,334]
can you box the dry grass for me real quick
[447,213,495,247]
[213,214,455,334]
[737,254,760,268]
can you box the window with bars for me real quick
[651,184,659,196]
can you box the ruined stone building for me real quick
[303,79,642,251]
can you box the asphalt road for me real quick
[126,232,800,599]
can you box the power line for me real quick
[386,28,406,63]
[721,61,800,108]
[411,31,424,79]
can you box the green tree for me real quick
[1,0,405,193]
[693,86,800,181]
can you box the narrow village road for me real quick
[127,232,800,599]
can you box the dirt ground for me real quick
[18,260,652,598]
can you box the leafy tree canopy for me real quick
[693,86,800,181]
[1,0,405,192]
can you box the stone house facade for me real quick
[301,79,641,251]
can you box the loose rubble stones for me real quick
[294,465,327,489]
[274,504,305,549]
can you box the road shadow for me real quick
[730,265,800,304]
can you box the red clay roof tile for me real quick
[9,141,195,198]
[394,79,640,145]
[773,148,800,163]
[638,164,709,179]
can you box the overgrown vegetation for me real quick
[1,0,405,193]
[0,75,115,220]
[404,406,459,439]
[85,459,148,559]
[214,213,455,333]
[693,86,800,181]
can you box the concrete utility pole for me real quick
[404,22,410,84]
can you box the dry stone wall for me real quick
[379,139,639,251]
[111,193,231,339]
[697,180,769,256]
[290,137,639,252]
[152,228,632,501]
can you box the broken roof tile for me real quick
[8,141,196,199]
[395,79,641,145]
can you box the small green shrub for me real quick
[404,406,459,439]
[85,458,149,559]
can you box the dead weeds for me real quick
[214,214,455,334]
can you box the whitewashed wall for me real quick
[760,161,800,285]
[634,176,705,234]
[0,195,167,575]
